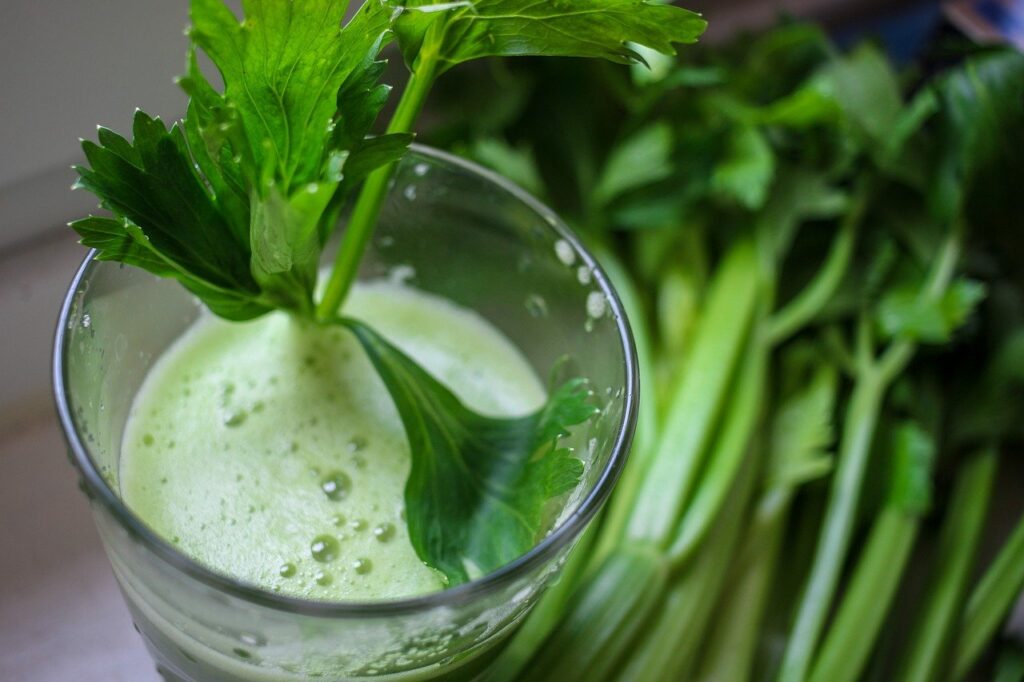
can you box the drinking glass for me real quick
[54,145,638,681]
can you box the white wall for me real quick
[0,0,191,247]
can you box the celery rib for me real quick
[592,246,662,564]
[694,489,791,682]
[954,512,1024,679]
[617,457,758,681]
[897,449,998,682]
[489,522,601,682]
[625,238,760,546]
[808,507,919,682]
[667,334,765,568]
[519,544,669,682]
[776,372,885,682]
[317,49,440,320]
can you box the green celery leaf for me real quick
[337,316,597,585]
[467,138,545,197]
[70,215,272,321]
[822,43,903,149]
[187,0,397,302]
[336,133,416,194]
[178,49,251,246]
[759,166,849,261]
[76,1,401,319]
[929,49,1024,225]
[756,72,842,129]
[887,420,934,514]
[73,111,268,311]
[877,278,986,344]
[766,354,837,493]
[188,0,390,187]
[710,124,775,210]
[593,122,674,207]
[72,216,179,277]
[387,0,707,74]
[319,133,416,244]
[332,31,393,152]
[878,87,938,180]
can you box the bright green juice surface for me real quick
[120,282,546,601]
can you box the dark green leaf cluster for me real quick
[74,113,271,320]
[74,0,404,319]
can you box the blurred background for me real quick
[0,0,1019,680]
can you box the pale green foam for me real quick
[120,282,546,601]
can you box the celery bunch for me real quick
[431,24,1024,680]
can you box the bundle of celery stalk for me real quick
[426,23,1024,680]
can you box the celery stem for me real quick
[520,544,669,682]
[667,333,765,568]
[776,372,885,682]
[316,49,440,320]
[489,521,601,682]
[625,238,760,546]
[768,185,865,345]
[695,489,790,682]
[898,449,997,682]
[619,456,758,680]
[954,512,1024,679]
[808,507,919,682]
[591,246,661,563]
[779,225,964,682]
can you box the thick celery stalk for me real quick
[667,337,766,567]
[693,489,790,682]
[488,522,600,682]
[626,238,760,545]
[519,544,669,682]
[617,455,759,680]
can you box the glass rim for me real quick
[52,144,639,618]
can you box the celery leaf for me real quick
[339,317,597,585]
[387,0,707,74]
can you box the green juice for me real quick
[120,281,546,601]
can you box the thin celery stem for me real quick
[898,449,998,682]
[316,50,440,321]
[954,512,1024,679]
[768,186,865,345]
[776,371,884,682]
[808,507,919,682]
